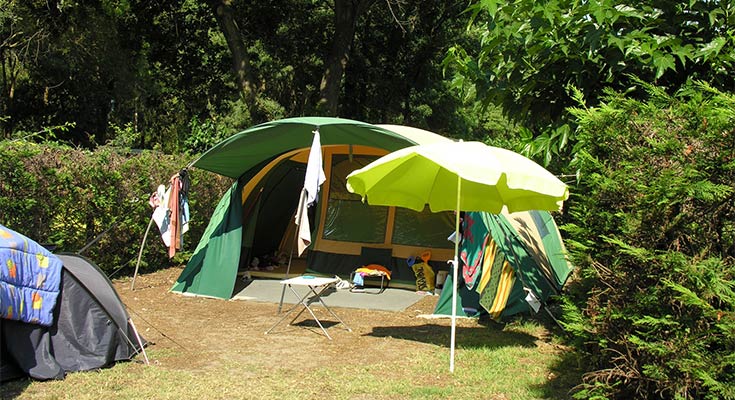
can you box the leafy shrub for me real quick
[563,81,735,399]
[0,141,231,276]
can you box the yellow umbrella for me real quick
[346,140,568,372]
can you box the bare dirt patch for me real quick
[116,266,484,373]
[2,266,575,399]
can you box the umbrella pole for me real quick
[450,176,461,373]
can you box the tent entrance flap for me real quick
[248,160,305,262]
[171,179,244,299]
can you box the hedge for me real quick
[562,81,735,399]
[0,141,231,277]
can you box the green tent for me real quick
[172,117,458,299]
[433,209,573,320]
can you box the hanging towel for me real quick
[168,174,181,258]
[296,129,325,255]
[150,169,191,258]
[478,246,515,321]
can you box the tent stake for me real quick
[131,216,154,291]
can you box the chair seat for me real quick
[350,247,393,294]
[349,270,388,294]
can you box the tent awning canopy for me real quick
[191,117,448,179]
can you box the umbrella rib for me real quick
[425,161,448,212]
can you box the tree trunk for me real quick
[0,51,10,137]
[317,0,376,116]
[209,0,256,106]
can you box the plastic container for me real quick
[435,270,449,288]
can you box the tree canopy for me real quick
[1,0,491,151]
[445,0,735,131]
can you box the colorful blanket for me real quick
[355,264,391,279]
[477,237,516,321]
[0,224,62,326]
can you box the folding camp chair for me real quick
[349,247,393,294]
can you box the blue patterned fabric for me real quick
[0,224,62,326]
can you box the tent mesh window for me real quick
[392,206,454,249]
[323,154,387,243]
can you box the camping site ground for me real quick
[1,266,582,399]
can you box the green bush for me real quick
[0,141,231,276]
[563,81,735,399]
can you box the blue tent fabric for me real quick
[0,224,63,326]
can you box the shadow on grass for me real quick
[533,308,586,399]
[267,313,349,339]
[532,348,585,400]
[365,322,538,349]
[292,319,342,329]
[367,313,585,399]
[0,377,32,399]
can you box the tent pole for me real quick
[543,305,565,330]
[128,318,150,365]
[131,216,154,291]
[278,188,307,313]
[450,176,461,373]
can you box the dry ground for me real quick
[3,266,574,399]
[117,266,488,373]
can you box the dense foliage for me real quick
[0,140,231,275]
[447,0,735,130]
[442,0,735,171]
[562,81,735,399]
[0,0,498,151]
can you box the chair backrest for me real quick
[357,247,393,271]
